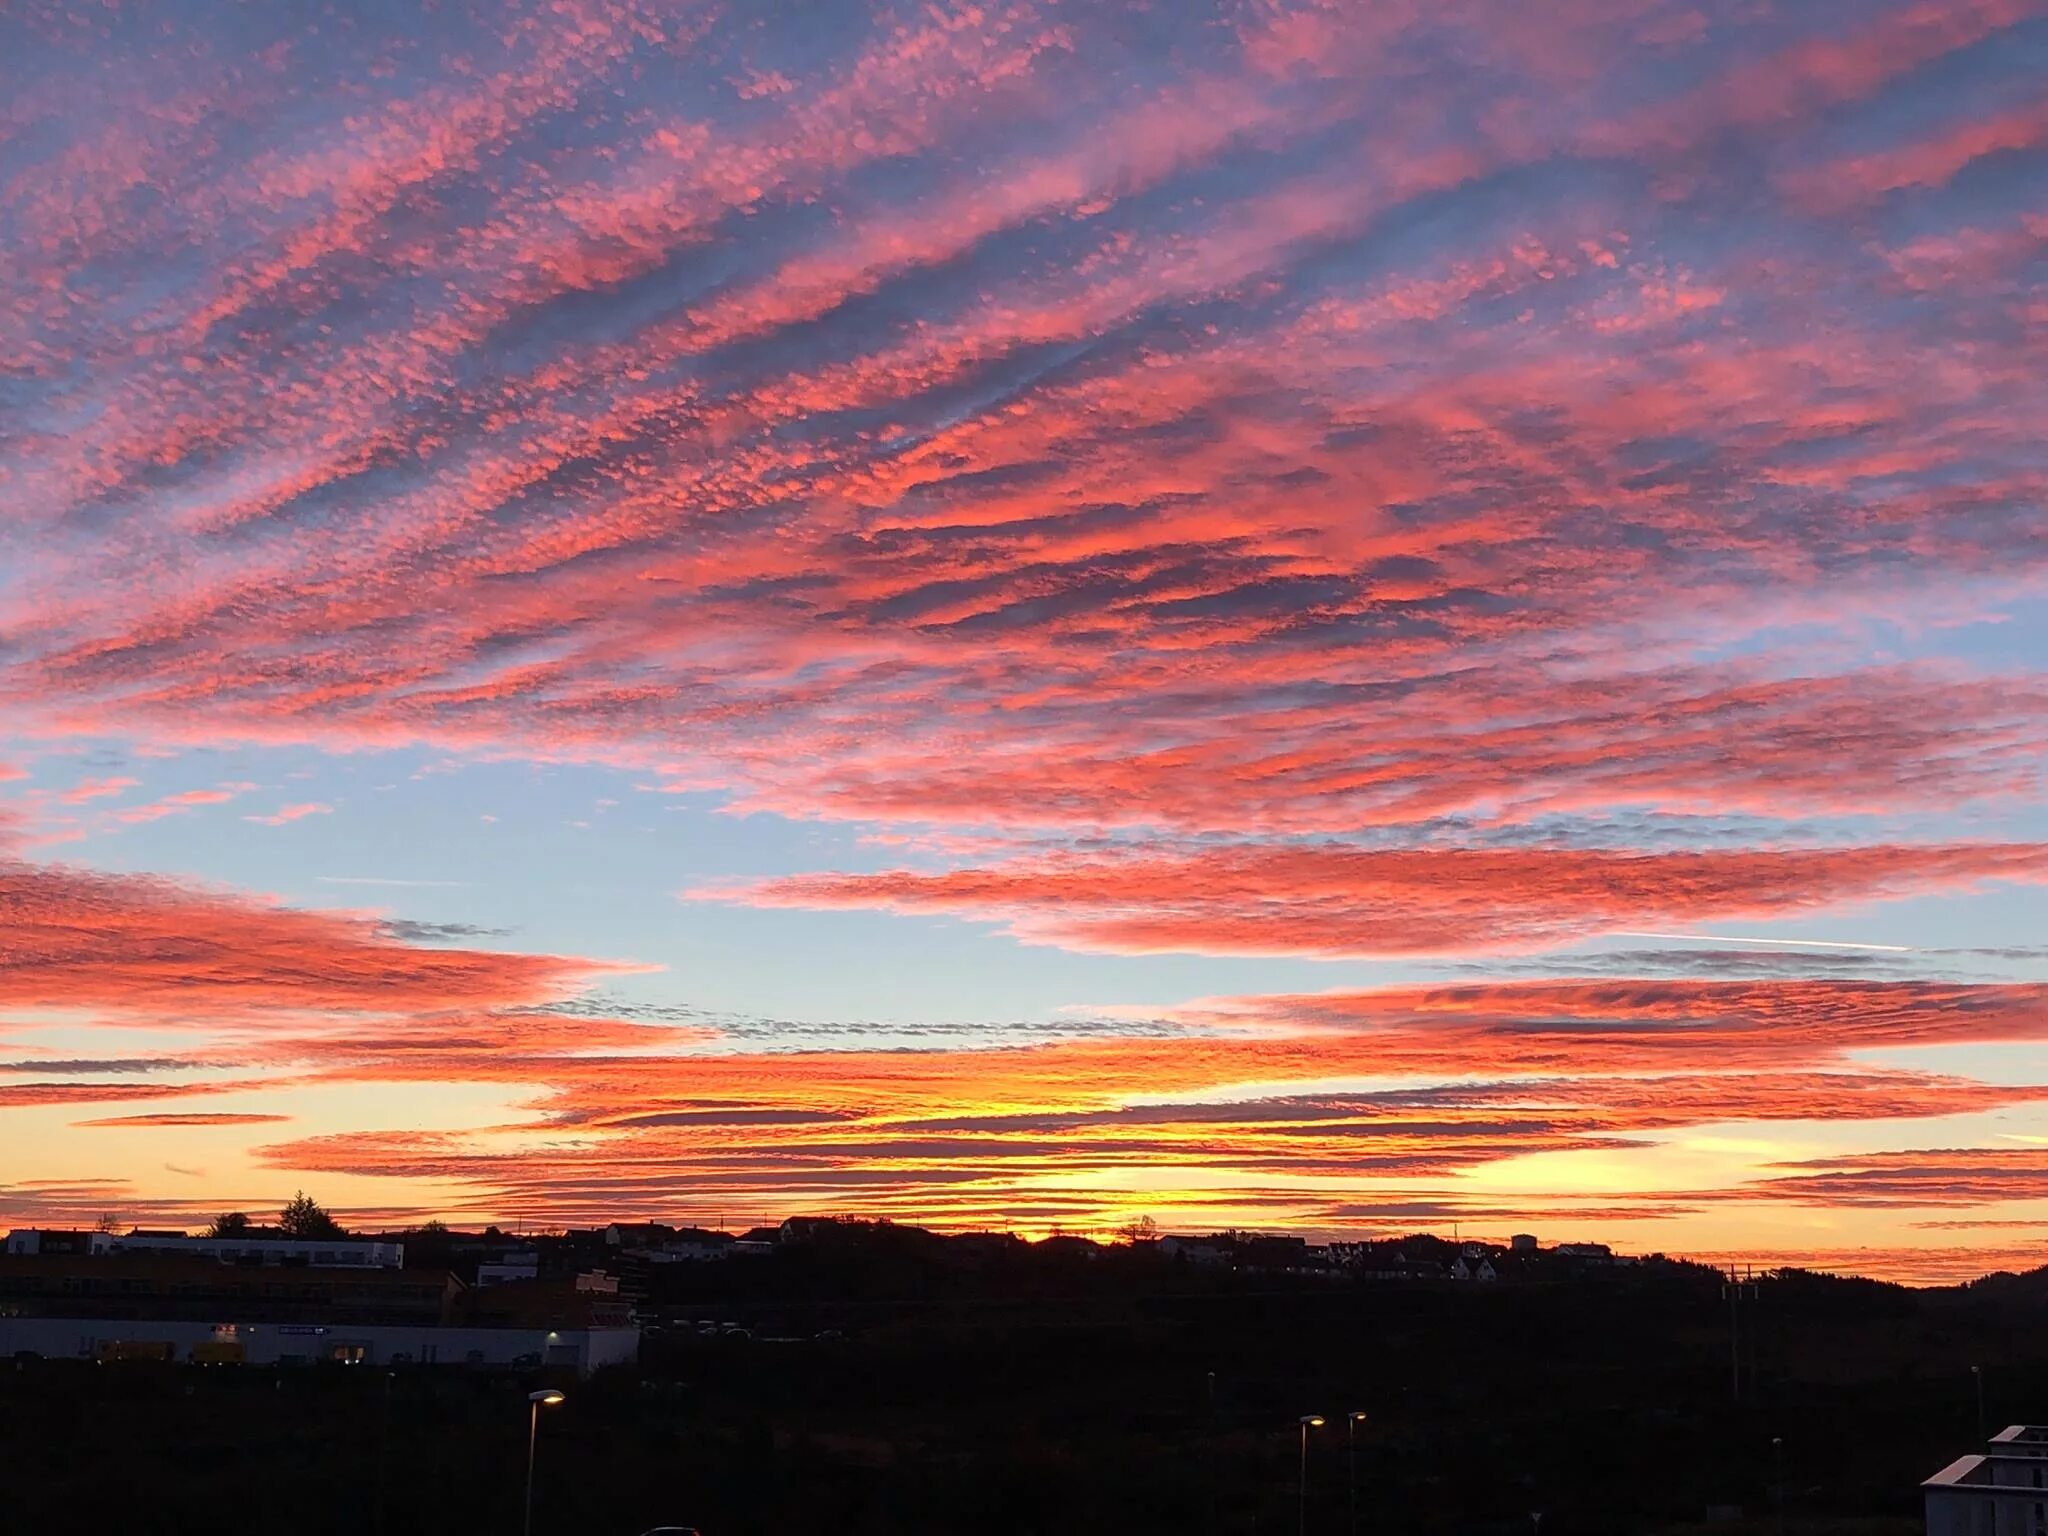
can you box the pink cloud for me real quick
[700,841,2048,958]
[242,801,332,826]
[60,776,140,805]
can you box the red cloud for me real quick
[703,842,2048,958]
[0,858,624,1017]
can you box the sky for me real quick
[2,0,2047,1283]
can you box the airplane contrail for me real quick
[1613,931,1915,953]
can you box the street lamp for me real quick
[1347,1412,1368,1535]
[1972,1365,1986,1441]
[1299,1415,1326,1536]
[525,1388,566,1536]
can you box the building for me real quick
[0,1245,637,1376]
[1924,1425,2048,1534]
[4,1228,403,1269]
[1554,1242,1613,1263]
[476,1253,542,1287]
[1158,1236,1231,1267]
[652,1229,737,1263]
[0,1251,455,1326]
[1510,1233,1539,1253]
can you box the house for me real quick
[779,1216,843,1244]
[0,1251,457,1326]
[1159,1236,1231,1267]
[3,1229,106,1257]
[1555,1242,1613,1264]
[603,1222,675,1249]
[476,1253,542,1287]
[1033,1235,1102,1262]
[83,1230,406,1269]
[653,1228,736,1263]
[1924,1425,2048,1534]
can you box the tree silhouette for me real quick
[207,1212,252,1238]
[278,1191,347,1240]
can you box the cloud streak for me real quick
[701,842,2048,957]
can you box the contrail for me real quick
[1613,931,1914,953]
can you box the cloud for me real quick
[74,1113,292,1128]
[2,0,2048,1276]
[242,802,332,826]
[217,977,2048,1247]
[1736,1147,2048,1209]
[379,920,516,943]
[0,1,2042,860]
[700,842,2048,958]
[0,857,626,1016]
[59,776,139,805]
[109,786,249,826]
[0,1058,218,1075]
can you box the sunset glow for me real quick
[4,0,2047,1281]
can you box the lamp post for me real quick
[1299,1415,1325,1536]
[1972,1365,1986,1441]
[1347,1411,1367,1535]
[524,1388,566,1536]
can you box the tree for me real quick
[279,1191,346,1240]
[207,1212,252,1238]
[93,1212,121,1234]
[1118,1214,1160,1245]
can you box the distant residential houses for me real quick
[1245,1232,1629,1283]
[0,1214,1650,1374]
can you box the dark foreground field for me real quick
[3,1252,2040,1535]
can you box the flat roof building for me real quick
[1924,1425,2048,1535]
[5,1228,403,1269]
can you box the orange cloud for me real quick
[73,1112,293,1128]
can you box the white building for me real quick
[3,1230,110,1257]
[476,1253,542,1287]
[6,1229,404,1268]
[108,1233,405,1269]
[1554,1242,1613,1263]
[1924,1425,2048,1535]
